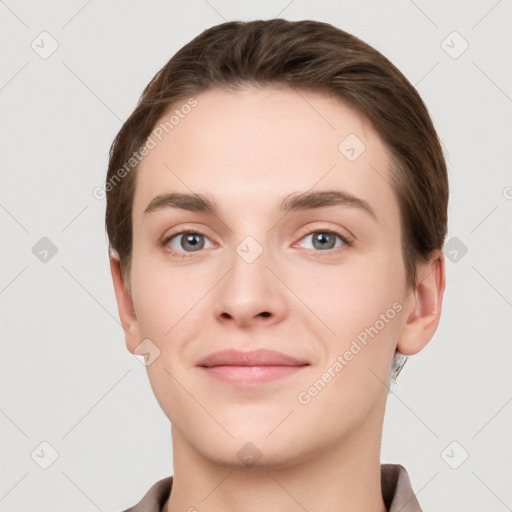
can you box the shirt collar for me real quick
[123,463,422,512]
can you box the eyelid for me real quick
[161,224,213,242]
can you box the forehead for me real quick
[133,86,397,223]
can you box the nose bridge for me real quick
[214,230,285,325]
[230,232,272,299]
[235,234,267,267]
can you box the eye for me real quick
[297,230,350,252]
[163,230,215,255]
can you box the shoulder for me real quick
[381,463,423,512]
[120,476,173,512]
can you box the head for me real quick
[106,20,447,468]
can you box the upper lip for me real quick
[197,349,309,367]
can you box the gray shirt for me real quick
[122,463,422,511]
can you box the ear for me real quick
[109,252,141,354]
[396,250,446,356]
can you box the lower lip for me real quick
[200,365,307,384]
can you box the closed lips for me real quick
[196,348,309,367]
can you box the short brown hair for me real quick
[105,19,448,379]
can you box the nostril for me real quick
[259,312,271,318]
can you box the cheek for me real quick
[130,252,217,348]
[303,253,407,389]
[297,267,404,422]
[306,260,404,338]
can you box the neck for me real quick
[165,398,388,512]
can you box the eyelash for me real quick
[161,228,352,258]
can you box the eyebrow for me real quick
[143,190,377,220]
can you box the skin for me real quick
[110,86,445,512]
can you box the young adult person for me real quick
[106,19,448,512]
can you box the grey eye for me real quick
[169,232,213,252]
[301,232,344,251]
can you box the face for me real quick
[122,86,420,467]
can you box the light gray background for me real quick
[1,1,511,510]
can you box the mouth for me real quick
[200,364,308,384]
[196,348,310,385]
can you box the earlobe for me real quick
[109,253,141,354]
[396,250,446,356]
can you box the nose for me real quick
[214,240,287,328]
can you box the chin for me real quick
[198,435,309,471]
